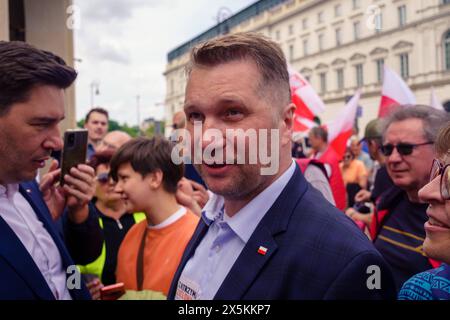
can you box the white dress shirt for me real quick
[175,160,296,300]
[0,184,71,300]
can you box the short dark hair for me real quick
[188,32,291,108]
[0,41,77,116]
[85,107,109,123]
[110,136,184,194]
[310,126,328,142]
[88,150,115,171]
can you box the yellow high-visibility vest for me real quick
[77,212,146,280]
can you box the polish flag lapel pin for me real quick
[257,246,268,256]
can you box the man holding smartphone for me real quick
[0,41,102,299]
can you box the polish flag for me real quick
[378,66,416,117]
[293,115,317,132]
[430,87,444,111]
[326,90,361,159]
[257,246,268,255]
[289,67,326,126]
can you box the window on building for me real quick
[336,69,344,90]
[443,0,450,4]
[305,75,311,83]
[303,39,309,56]
[398,5,407,27]
[355,64,364,87]
[335,4,342,17]
[376,59,384,83]
[318,11,324,24]
[445,31,450,70]
[289,44,294,61]
[318,34,324,51]
[375,13,383,33]
[400,53,409,78]
[336,28,342,46]
[302,18,308,29]
[275,30,280,41]
[353,21,361,41]
[289,24,294,36]
[320,72,327,93]
[353,0,360,10]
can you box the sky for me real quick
[73,0,256,126]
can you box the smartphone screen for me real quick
[60,129,88,186]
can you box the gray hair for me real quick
[381,105,450,142]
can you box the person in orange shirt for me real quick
[339,147,368,208]
[109,136,199,298]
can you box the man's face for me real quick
[0,85,64,184]
[84,111,108,143]
[114,162,152,212]
[172,112,186,130]
[97,132,130,153]
[384,119,435,193]
[184,60,293,201]
[367,139,379,160]
[308,133,322,152]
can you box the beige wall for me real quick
[24,0,76,131]
[165,0,450,136]
[0,0,9,41]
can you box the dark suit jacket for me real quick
[0,181,99,300]
[168,165,396,299]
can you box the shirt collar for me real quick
[0,183,19,199]
[202,160,296,243]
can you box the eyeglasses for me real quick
[380,142,434,156]
[96,172,110,184]
[344,155,352,160]
[429,159,450,200]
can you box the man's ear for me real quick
[280,103,296,145]
[145,170,163,189]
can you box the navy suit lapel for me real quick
[19,182,89,300]
[214,165,308,299]
[19,183,74,267]
[0,213,55,299]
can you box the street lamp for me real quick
[136,95,142,136]
[90,82,100,108]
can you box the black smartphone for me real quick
[59,129,88,186]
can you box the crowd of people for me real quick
[0,33,449,301]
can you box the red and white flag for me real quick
[378,66,416,117]
[326,90,361,159]
[289,67,325,131]
[430,87,444,111]
[293,115,317,132]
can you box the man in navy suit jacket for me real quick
[168,33,396,300]
[0,41,102,300]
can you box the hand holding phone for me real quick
[60,129,88,186]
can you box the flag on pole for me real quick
[293,115,317,132]
[288,67,326,128]
[430,87,444,111]
[378,66,416,117]
[327,90,361,159]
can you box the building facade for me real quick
[164,0,450,135]
[0,0,77,130]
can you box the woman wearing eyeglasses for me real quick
[398,123,450,300]
[78,151,146,298]
[339,147,368,208]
